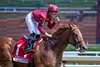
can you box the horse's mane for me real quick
[60,23,79,28]
[59,23,70,28]
[53,23,79,36]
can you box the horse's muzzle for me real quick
[76,45,88,52]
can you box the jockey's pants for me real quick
[25,12,40,35]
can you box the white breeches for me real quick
[25,12,40,35]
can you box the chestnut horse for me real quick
[31,23,87,67]
[13,23,87,67]
[0,23,87,67]
[0,37,15,67]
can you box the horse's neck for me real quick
[55,38,68,55]
[51,28,70,55]
[41,37,68,55]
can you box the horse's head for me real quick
[53,23,87,52]
[68,24,87,52]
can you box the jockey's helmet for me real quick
[48,4,59,12]
[48,4,59,19]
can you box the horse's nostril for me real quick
[75,47,80,51]
[75,45,87,52]
[83,46,88,50]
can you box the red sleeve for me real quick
[38,23,46,34]
[47,20,56,29]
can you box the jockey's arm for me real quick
[47,16,60,28]
[38,23,52,37]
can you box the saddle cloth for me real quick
[12,37,42,63]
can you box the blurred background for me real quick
[0,0,98,50]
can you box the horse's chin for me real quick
[75,45,88,52]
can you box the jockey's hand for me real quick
[45,33,52,38]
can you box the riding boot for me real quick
[24,32,36,53]
[28,32,36,39]
[35,34,40,41]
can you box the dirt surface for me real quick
[0,13,96,44]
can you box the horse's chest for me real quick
[35,51,57,67]
[41,52,57,66]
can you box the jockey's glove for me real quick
[45,33,52,38]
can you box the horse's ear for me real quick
[69,24,73,29]
[75,24,80,28]
[71,23,80,28]
[69,23,79,30]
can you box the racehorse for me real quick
[13,23,87,67]
[30,23,87,67]
[0,37,15,67]
[0,23,87,67]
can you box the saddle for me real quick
[12,36,42,63]
[23,35,43,53]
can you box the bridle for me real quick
[68,24,87,51]
[43,24,86,51]
[69,27,82,47]
[43,24,82,47]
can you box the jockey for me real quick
[24,4,59,53]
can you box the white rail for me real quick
[62,51,100,64]
[63,51,100,56]
[61,65,100,67]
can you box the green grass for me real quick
[65,45,100,51]
[0,0,96,7]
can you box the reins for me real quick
[43,37,68,45]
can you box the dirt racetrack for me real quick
[0,13,96,44]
